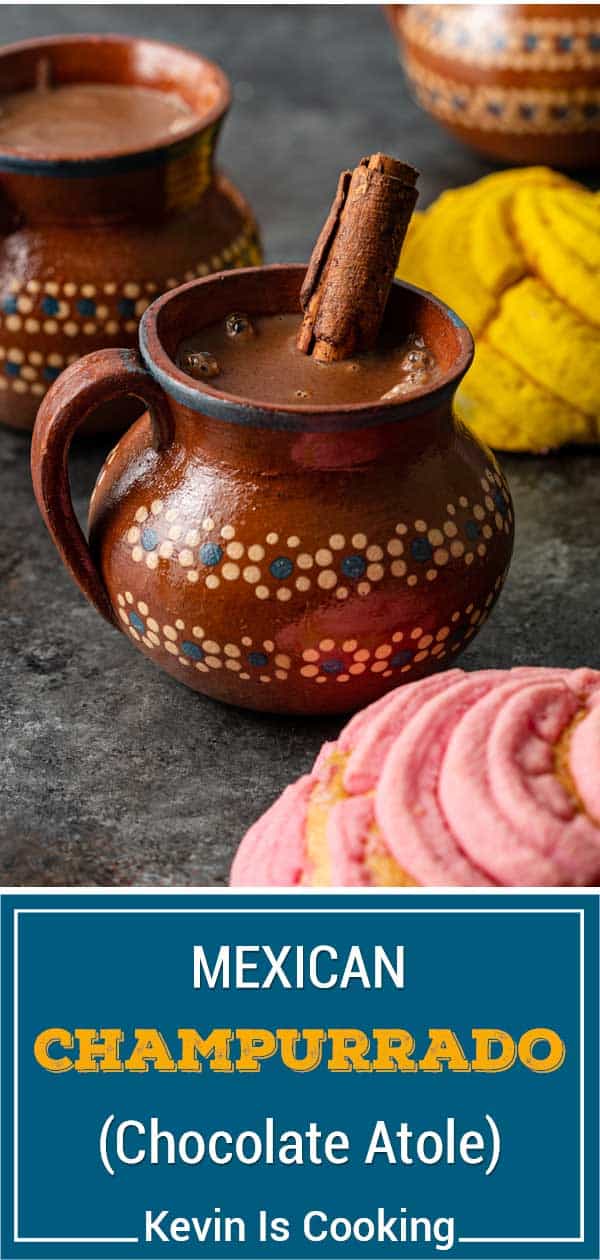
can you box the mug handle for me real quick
[31,348,175,627]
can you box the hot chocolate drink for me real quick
[0,81,197,156]
[177,312,440,406]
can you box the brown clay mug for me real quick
[0,34,261,432]
[386,4,600,168]
[31,264,514,716]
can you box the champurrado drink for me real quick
[177,312,440,406]
[0,82,197,156]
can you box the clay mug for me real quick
[31,264,514,716]
[0,34,261,432]
[386,4,600,168]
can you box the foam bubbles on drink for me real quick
[380,333,436,400]
[180,350,221,380]
[225,312,255,340]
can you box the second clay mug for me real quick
[0,34,261,431]
[386,4,600,168]
[31,265,514,716]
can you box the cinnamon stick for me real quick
[297,153,418,362]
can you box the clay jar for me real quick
[31,265,514,717]
[0,34,260,432]
[386,4,600,167]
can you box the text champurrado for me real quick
[33,1026,566,1074]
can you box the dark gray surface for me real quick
[1,6,598,885]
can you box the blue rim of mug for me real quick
[0,131,208,177]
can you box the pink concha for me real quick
[375,671,509,886]
[342,669,464,794]
[440,674,600,885]
[336,685,406,756]
[312,740,341,782]
[339,667,569,886]
[328,797,377,886]
[489,675,600,879]
[229,776,313,886]
[570,701,600,825]
[230,666,600,888]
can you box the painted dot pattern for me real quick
[0,223,260,401]
[114,569,506,689]
[119,465,512,594]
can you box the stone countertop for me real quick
[1,5,598,884]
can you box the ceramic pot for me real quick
[0,34,261,432]
[386,4,600,168]
[31,264,514,717]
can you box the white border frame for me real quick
[6,901,587,1253]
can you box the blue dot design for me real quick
[411,537,433,563]
[118,297,136,319]
[128,611,145,633]
[141,527,158,551]
[391,650,414,668]
[77,297,96,317]
[248,652,269,668]
[342,554,366,579]
[181,641,204,661]
[450,622,468,642]
[494,489,508,517]
[270,556,294,580]
[322,659,344,675]
[199,542,223,567]
[465,520,479,541]
[41,295,60,317]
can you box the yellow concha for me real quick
[469,168,568,296]
[396,167,599,452]
[512,186,600,327]
[401,193,495,335]
[487,279,600,422]
[543,189,600,270]
[455,343,593,455]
